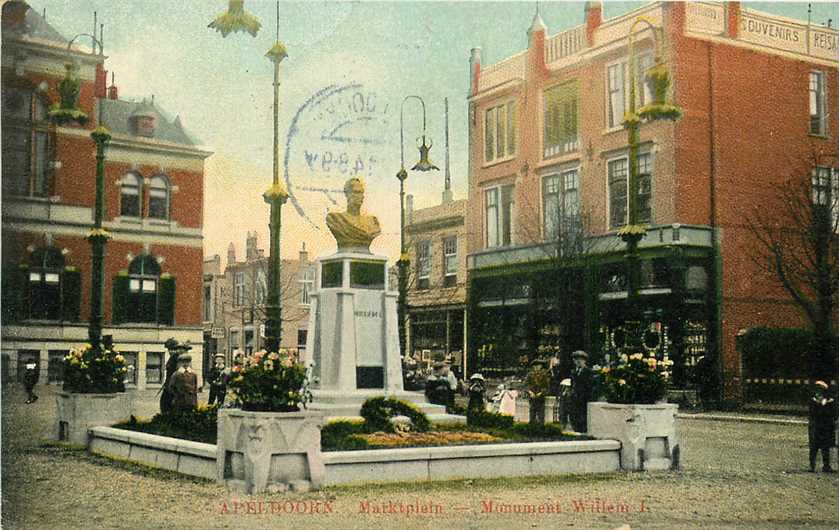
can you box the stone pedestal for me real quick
[217,408,325,494]
[303,251,447,418]
[55,391,133,446]
[588,402,678,471]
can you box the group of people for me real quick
[158,339,234,415]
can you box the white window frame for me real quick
[485,187,500,248]
[606,152,653,230]
[120,172,142,218]
[484,100,517,165]
[416,240,431,289]
[299,267,314,305]
[543,81,580,159]
[484,184,515,249]
[809,70,827,137]
[234,272,245,306]
[812,166,839,230]
[148,175,170,220]
[542,167,581,242]
[605,53,653,131]
[443,236,458,281]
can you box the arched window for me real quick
[127,255,161,322]
[28,246,64,320]
[148,175,169,220]
[120,173,141,217]
[2,86,51,197]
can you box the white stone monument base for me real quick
[56,391,133,446]
[587,402,679,471]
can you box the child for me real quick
[23,362,39,404]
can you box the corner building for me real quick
[1,2,211,389]
[465,1,838,398]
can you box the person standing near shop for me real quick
[569,350,594,433]
[808,380,836,473]
[207,354,229,406]
[23,361,39,404]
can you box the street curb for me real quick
[676,413,807,426]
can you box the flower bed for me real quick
[114,405,219,445]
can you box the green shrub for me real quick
[359,397,431,433]
[114,405,219,444]
[466,409,515,430]
[320,420,369,451]
[739,327,836,379]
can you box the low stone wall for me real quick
[322,440,621,487]
[88,428,621,487]
[88,427,216,480]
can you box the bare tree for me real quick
[747,153,839,379]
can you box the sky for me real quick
[27,0,838,264]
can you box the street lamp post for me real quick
[396,96,439,357]
[619,18,681,354]
[262,6,289,354]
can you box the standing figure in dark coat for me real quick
[23,361,39,404]
[569,350,594,433]
[808,380,836,473]
[159,338,188,414]
[170,353,199,412]
[467,373,486,415]
[207,354,229,406]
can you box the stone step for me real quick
[644,457,672,471]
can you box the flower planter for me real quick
[55,391,133,446]
[217,408,325,494]
[587,402,678,471]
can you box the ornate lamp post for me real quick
[618,18,681,354]
[50,35,110,353]
[396,96,439,357]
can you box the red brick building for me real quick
[1,2,211,388]
[465,1,838,399]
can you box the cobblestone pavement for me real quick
[2,385,837,530]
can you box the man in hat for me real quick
[467,373,486,415]
[22,360,39,404]
[169,352,198,412]
[207,353,229,406]
[569,350,594,433]
[808,380,836,472]
[159,338,189,414]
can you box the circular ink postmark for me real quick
[284,83,391,227]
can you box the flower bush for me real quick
[359,397,431,433]
[226,349,311,412]
[599,352,673,404]
[63,344,127,393]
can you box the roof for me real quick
[2,2,69,46]
[99,98,199,147]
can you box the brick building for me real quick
[1,2,211,388]
[465,1,838,397]
[202,233,314,365]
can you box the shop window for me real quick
[443,236,457,287]
[148,175,170,220]
[544,80,579,158]
[485,100,517,163]
[1,86,51,197]
[122,352,138,385]
[48,350,66,383]
[146,352,163,384]
[809,71,827,136]
[120,172,141,217]
[416,241,431,290]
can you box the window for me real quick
[255,269,266,306]
[810,71,827,136]
[297,329,308,352]
[299,267,314,305]
[443,237,457,287]
[28,246,64,320]
[234,272,245,306]
[812,166,839,227]
[244,328,254,354]
[127,255,161,322]
[229,330,240,352]
[607,63,626,129]
[485,100,517,163]
[146,352,163,384]
[606,54,653,129]
[543,169,580,243]
[122,352,138,385]
[120,173,141,217]
[48,350,67,383]
[203,285,212,321]
[608,154,652,229]
[485,184,515,248]
[544,81,579,158]
[416,241,431,290]
[148,175,169,220]
[608,158,629,229]
[2,86,51,197]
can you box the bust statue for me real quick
[326,177,381,252]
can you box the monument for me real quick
[304,177,452,419]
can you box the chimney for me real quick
[227,242,236,266]
[107,72,118,100]
[94,62,107,99]
[442,98,453,204]
[299,242,309,263]
[584,1,603,46]
[527,7,548,79]
[726,2,741,38]
[406,195,414,225]
[469,47,482,97]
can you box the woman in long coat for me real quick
[809,380,836,473]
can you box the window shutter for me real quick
[61,268,81,321]
[2,264,29,322]
[158,275,176,326]
[112,273,129,325]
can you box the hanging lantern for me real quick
[48,62,88,126]
[412,136,439,172]
[638,59,681,122]
[208,0,261,38]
